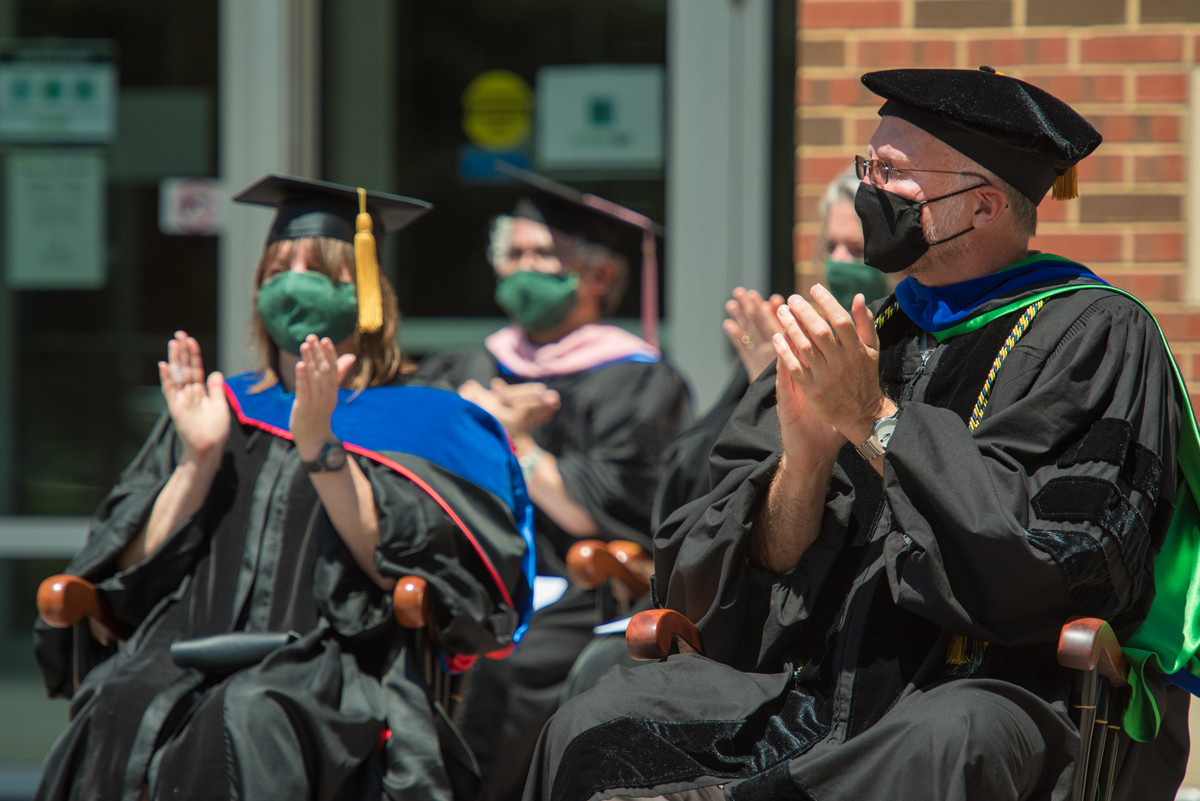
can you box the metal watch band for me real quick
[518,445,546,483]
[854,435,886,461]
[854,413,898,461]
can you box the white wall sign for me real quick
[159,177,225,235]
[0,61,117,143]
[5,150,107,290]
[536,64,663,171]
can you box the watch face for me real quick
[874,418,898,449]
[324,442,347,470]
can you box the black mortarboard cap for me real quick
[496,162,665,347]
[499,163,665,243]
[233,174,431,334]
[232,174,432,245]
[861,68,1103,204]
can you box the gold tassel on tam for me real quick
[354,188,383,333]
[1051,164,1079,201]
[945,635,989,678]
[946,635,968,665]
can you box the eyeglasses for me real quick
[854,155,990,187]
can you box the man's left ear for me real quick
[972,185,1010,230]
[582,259,616,298]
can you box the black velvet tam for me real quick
[233,174,432,245]
[497,162,662,251]
[861,68,1103,203]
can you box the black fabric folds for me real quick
[1032,476,1152,599]
[34,376,529,801]
[1025,530,1120,619]
[523,282,1183,801]
[419,348,691,801]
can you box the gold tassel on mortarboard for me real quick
[354,188,383,333]
[1051,164,1079,201]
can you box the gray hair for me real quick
[818,165,861,220]
[558,235,629,316]
[810,165,862,272]
[944,150,1037,240]
[486,214,629,315]
[487,214,515,269]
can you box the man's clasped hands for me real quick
[724,285,897,477]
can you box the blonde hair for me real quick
[249,236,413,392]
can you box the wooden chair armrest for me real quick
[37,575,132,640]
[625,608,704,660]
[567,540,651,599]
[1058,617,1129,688]
[394,576,430,629]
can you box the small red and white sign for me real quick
[159,177,224,235]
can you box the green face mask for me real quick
[494,270,580,333]
[256,270,359,356]
[823,257,891,311]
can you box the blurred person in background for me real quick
[421,171,690,801]
[33,177,532,801]
[815,165,891,311]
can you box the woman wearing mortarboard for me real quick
[33,176,534,801]
[419,167,692,801]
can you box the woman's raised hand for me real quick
[291,335,356,460]
[158,330,230,462]
[723,288,787,383]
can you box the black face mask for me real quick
[854,182,987,274]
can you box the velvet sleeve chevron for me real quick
[882,294,1179,645]
[1027,417,1165,617]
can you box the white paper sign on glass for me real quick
[0,61,117,143]
[535,64,663,172]
[5,150,107,290]
[159,177,225,236]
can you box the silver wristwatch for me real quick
[854,415,898,461]
[518,445,546,484]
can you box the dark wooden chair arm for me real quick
[37,575,132,641]
[626,608,704,660]
[567,540,651,599]
[394,576,431,629]
[1058,617,1129,688]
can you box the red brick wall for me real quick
[794,0,1200,396]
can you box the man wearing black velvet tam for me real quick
[522,68,1195,801]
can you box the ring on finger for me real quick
[171,366,186,383]
[741,334,755,349]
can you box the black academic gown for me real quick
[34,382,528,801]
[651,369,749,531]
[527,280,1188,801]
[420,349,692,801]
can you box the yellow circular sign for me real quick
[462,70,532,151]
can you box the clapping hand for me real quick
[290,335,357,461]
[158,331,230,462]
[772,285,894,455]
[459,378,560,441]
[722,288,786,383]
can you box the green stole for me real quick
[930,280,1200,742]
